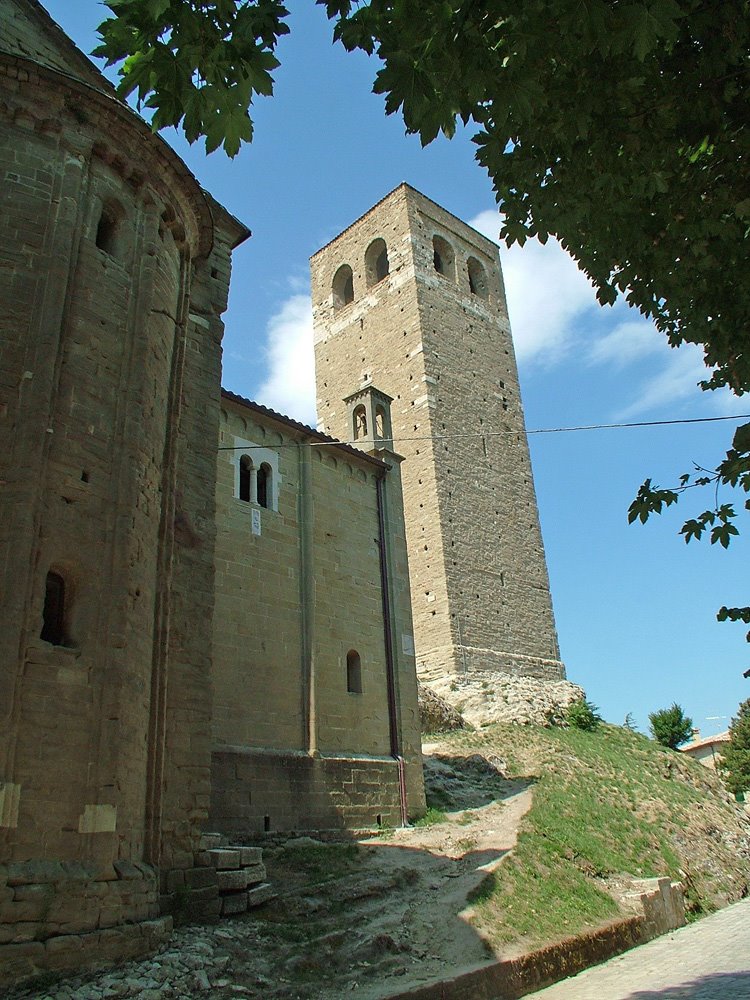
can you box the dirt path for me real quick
[9,749,533,1000]
[255,749,534,999]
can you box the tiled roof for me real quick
[220,389,389,469]
[681,730,730,752]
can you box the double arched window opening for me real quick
[238,455,272,509]
[332,237,391,310]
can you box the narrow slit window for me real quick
[346,649,362,694]
[41,571,67,646]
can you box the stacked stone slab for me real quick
[159,835,274,922]
[198,847,274,917]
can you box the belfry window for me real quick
[332,264,354,310]
[41,571,67,646]
[365,238,389,287]
[257,463,272,509]
[467,257,489,299]
[346,649,362,694]
[239,455,252,502]
[432,235,455,281]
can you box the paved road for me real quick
[527,898,750,999]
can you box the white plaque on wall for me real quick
[251,508,261,536]
[401,633,415,656]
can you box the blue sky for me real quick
[45,0,749,736]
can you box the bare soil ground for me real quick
[250,749,533,999]
[10,729,749,1000]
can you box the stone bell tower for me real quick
[311,184,564,683]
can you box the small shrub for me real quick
[413,806,447,827]
[565,698,602,732]
[649,703,694,749]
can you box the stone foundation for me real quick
[210,749,413,835]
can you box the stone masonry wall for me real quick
[311,185,564,684]
[210,750,408,835]
[0,2,246,979]
[210,395,425,832]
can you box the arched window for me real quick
[353,405,367,440]
[432,235,455,281]
[365,238,389,287]
[346,649,362,694]
[41,571,67,646]
[332,264,354,310]
[257,462,271,509]
[239,455,253,502]
[95,201,124,257]
[467,257,489,299]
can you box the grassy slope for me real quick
[429,723,749,954]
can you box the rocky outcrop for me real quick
[428,673,586,729]
[418,682,466,733]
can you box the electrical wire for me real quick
[217,412,750,450]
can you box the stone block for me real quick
[204,848,240,870]
[166,869,185,892]
[184,867,218,890]
[246,883,275,908]
[7,861,65,886]
[188,885,219,903]
[242,863,267,887]
[0,922,41,945]
[113,860,142,880]
[0,940,45,984]
[9,882,54,921]
[217,868,248,892]
[239,847,262,865]
[220,891,248,916]
[199,833,223,851]
[78,804,117,834]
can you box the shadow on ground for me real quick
[625,971,750,999]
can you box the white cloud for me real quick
[470,209,598,364]
[588,319,664,368]
[255,293,316,425]
[615,344,709,419]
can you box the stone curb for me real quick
[382,878,684,1000]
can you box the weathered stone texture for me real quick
[210,749,410,834]
[0,0,246,976]
[311,185,564,684]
